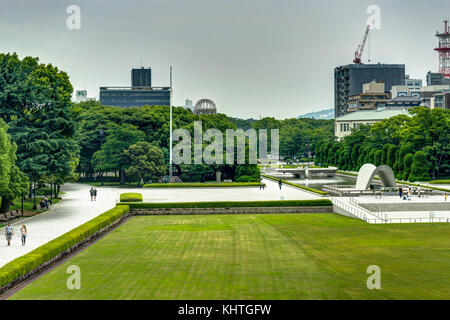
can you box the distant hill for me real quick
[297,108,334,120]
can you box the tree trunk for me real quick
[120,168,125,185]
[56,184,60,198]
[0,196,11,214]
[32,183,37,211]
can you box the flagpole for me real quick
[169,66,173,180]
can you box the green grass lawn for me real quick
[9,214,450,300]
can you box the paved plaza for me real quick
[336,195,450,222]
[0,178,320,267]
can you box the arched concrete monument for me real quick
[355,164,397,190]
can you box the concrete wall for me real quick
[131,206,333,216]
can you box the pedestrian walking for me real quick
[93,187,98,201]
[399,187,403,199]
[20,225,27,246]
[445,193,447,202]
[260,179,265,190]
[5,223,13,246]
[278,179,282,190]
[89,187,94,201]
[407,187,412,200]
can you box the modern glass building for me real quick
[334,63,405,117]
[99,86,171,108]
[132,68,152,87]
[100,67,171,108]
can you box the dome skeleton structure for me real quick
[194,98,217,115]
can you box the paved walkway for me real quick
[336,195,450,222]
[0,179,319,267]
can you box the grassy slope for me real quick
[10,214,450,300]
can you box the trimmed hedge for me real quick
[0,205,130,289]
[429,180,450,185]
[143,182,260,188]
[261,174,328,196]
[119,199,332,209]
[336,170,358,177]
[120,193,143,202]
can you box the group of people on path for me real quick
[398,186,415,200]
[398,185,448,201]
[259,178,283,190]
[4,223,28,246]
[89,187,98,201]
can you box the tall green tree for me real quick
[0,119,29,213]
[0,53,78,201]
[124,142,166,186]
[92,123,145,184]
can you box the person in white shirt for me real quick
[5,223,13,246]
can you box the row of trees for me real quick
[74,101,261,183]
[244,117,334,161]
[315,107,450,181]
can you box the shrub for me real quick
[0,205,130,289]
[36,187,52,196]
[143,182,260,188]
[120,193,143,202]
[235,164,260,182]
[429,180,450,185]
[235,175,260,182]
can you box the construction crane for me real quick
[353,25,370,64]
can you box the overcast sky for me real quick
[0,0,448,119]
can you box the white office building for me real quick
[335,108,409,140]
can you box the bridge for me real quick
[276,167,337,178]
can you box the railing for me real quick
[348,197,385,220]
[332,198,370,222]
[367,217,449,224]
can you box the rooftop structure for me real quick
[386,96,421,108]
[346,81,389,112]
[132,67,152,87]
[391,85,421,99]
[404,75,422,90]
